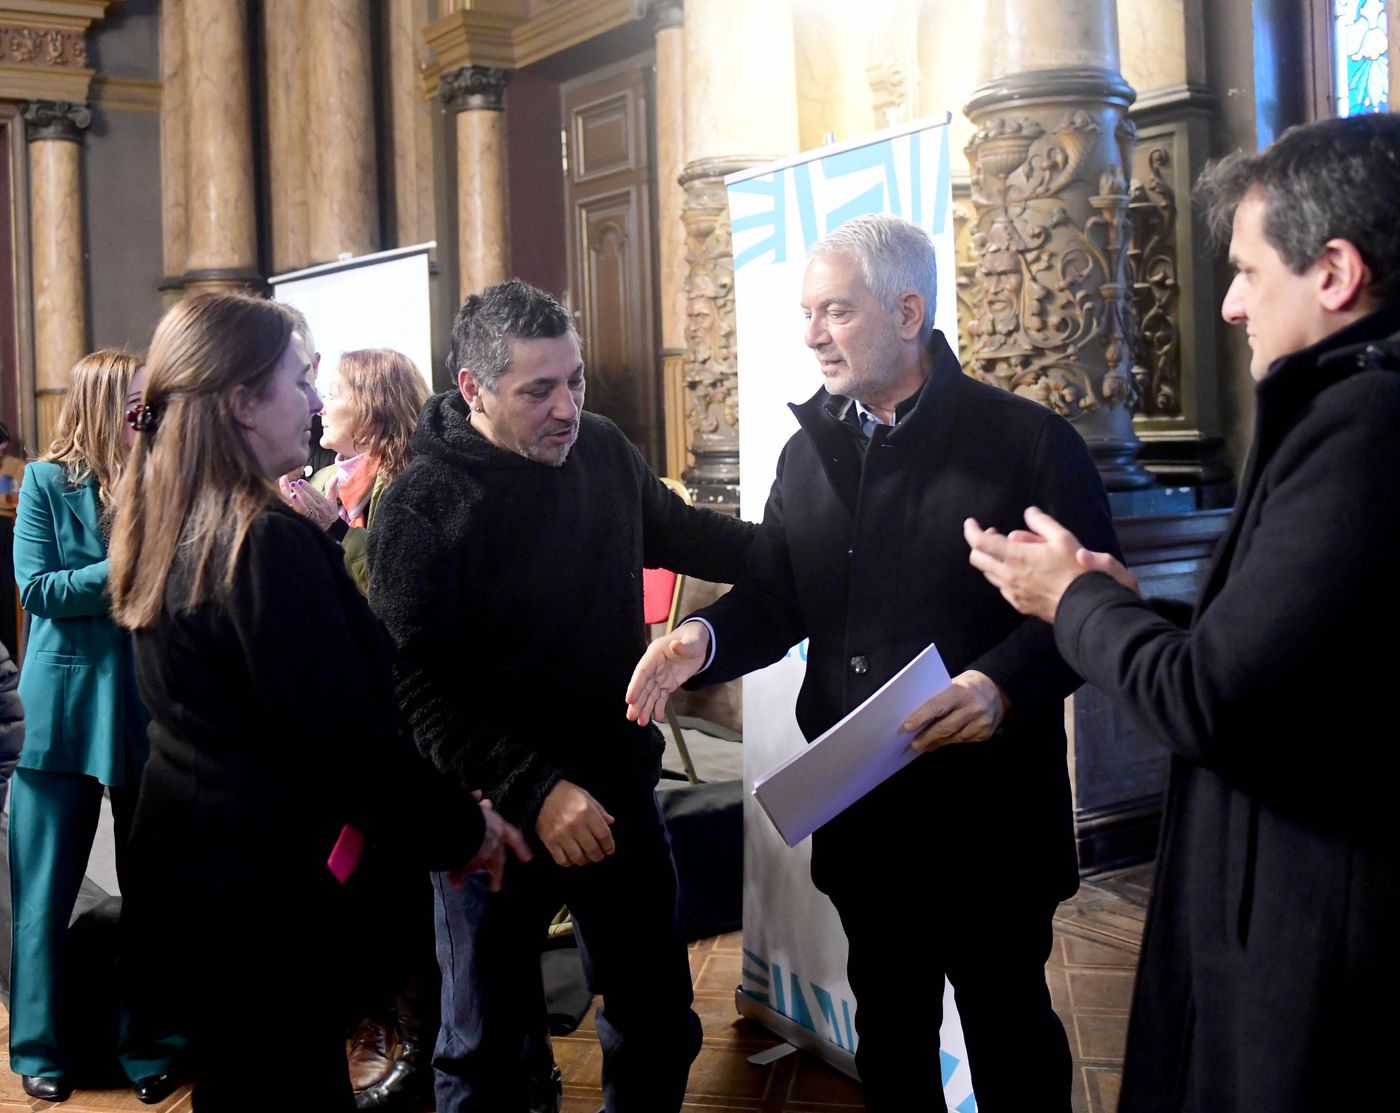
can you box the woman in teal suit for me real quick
[9,349,180,1104]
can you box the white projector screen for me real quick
[270,243,435,392]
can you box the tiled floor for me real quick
[0,865,1150,1112]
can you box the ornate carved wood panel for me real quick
[562,58,662,471]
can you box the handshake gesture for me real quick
[623,620,711,728]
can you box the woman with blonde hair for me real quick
[109,292,525,1111]
[10,349,182,1103]
[281,347,428,595]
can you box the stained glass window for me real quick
[1334,0,1390,115]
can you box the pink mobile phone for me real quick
[327,823,365,883]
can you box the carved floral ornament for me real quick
[681,174,739,438]
[962,108,1142,421]
[1127,143,1181,417]
[0,25,88,68]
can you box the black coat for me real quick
[1054,303,1400,1111]
[368,392,754,829]
[697,332,1118,894]
[125,506,482,1018]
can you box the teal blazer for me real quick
[13,460,148,785]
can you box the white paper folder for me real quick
[751,643,952,847]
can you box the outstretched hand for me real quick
[624,620,711,727]
[965,506,1135,622]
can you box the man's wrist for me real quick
[679,616,717,672]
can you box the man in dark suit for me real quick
[966,113,1400,1113]
[627,213,1117,1111]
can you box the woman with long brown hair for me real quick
[9,350,182,1103]
[109,292,525,1111]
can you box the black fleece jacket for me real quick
[367,391,754,828]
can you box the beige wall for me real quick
[1117,0,1206,93]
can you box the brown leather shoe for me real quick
[347,1016,400,1093]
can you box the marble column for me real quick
[160,0,189,292]
[387,0,436,249]
[24,101,90,450]
[182,0,259,293]
[306,0,378,262]
[440,65,511,300]
[654,3,689,481]
[680,0,800,510]
[963,0,1151,489]
[263,0,310,273]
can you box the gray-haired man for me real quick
[628,214,1117,1111]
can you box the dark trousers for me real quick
[813,839,1071,1113]
[431,791,701,1113]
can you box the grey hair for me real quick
[1194,113,1400,302]
[809,214,938,340]
[447,279,577,393]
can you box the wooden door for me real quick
[561,56,662,471]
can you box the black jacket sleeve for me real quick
[1053,381,1400,794]
[967,412,1120,713]
[368,497,563,828]
[634,448,756,583]
[686,445,810,685]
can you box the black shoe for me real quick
[133,1073,178,1104]
[22,1074,73,1102]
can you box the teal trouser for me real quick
[7,766,182,1080]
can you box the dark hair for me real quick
[1194,113,1400,302]
[446,279,576,392]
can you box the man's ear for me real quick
[1316,238,1374,313]
[458,368,483,411]
[897,291,926,341]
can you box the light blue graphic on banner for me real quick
[729,123,952,272]
[743,955,857,1051]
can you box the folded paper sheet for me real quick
[752,642,952,847]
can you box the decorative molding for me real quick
[1127,139,1179,418]
[421,0,653,95]
[679,156,754,511]
[653,2,682,32]
[0,3,108,103]
[22,97,89,141]
[439,63,510,112]
[89,74,160,112]
[1129,82,1217,121]
[0,1,111,31]
[0,23,86,67]
[866,60,907,130]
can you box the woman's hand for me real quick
[278,473,341,532]
[449,794,533,892]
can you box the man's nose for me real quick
[551,386,580,420]
[804,315,827,348]
[1220,275,1246,325]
